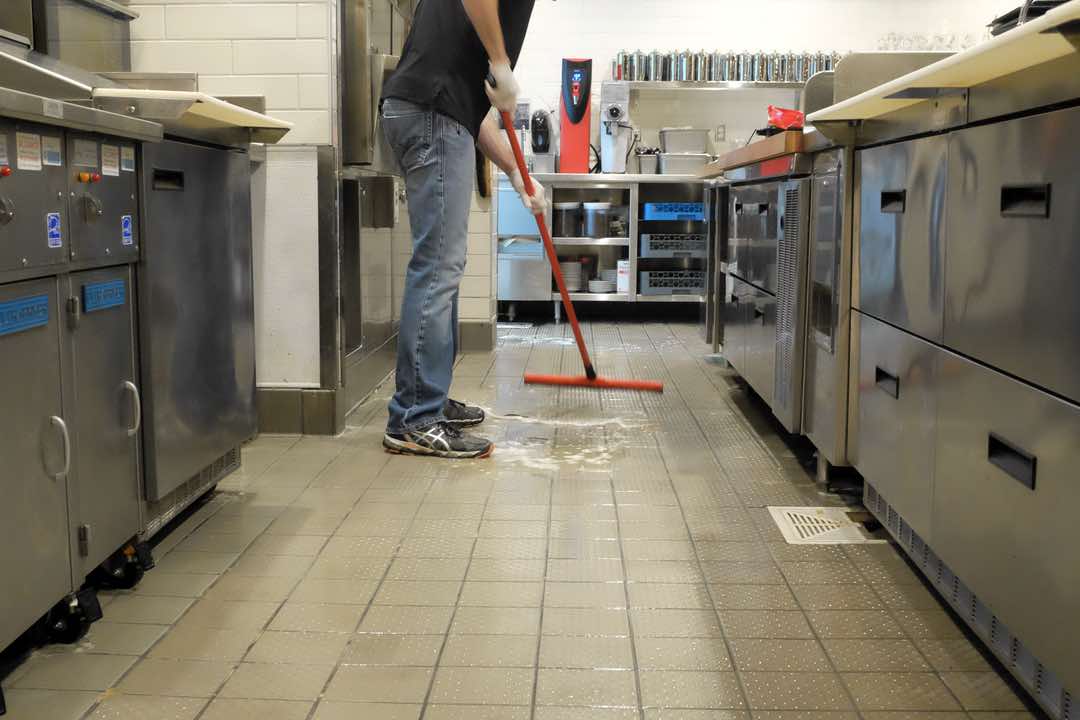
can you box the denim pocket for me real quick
[383,103,433,171]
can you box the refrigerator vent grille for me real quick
[863,481,1074,719]
[767,506,886,545]
[143,446,241,538]
[774,186,802,412]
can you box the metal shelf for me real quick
[636,294,705,303]
[616,80,804,92]
[553,292,629,302]
[552,237,630,247]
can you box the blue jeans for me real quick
[382,98,475,434]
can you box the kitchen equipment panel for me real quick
[856,135,947,341]
[0,119,70,276]
[729,182,780,293]
[852,311,941,540]
[932,348,1080,692]
[67,266,140,577]
[66,132,138,264]
[0,277,72,651]
[944,106,1080,403]
[773,177,809,433]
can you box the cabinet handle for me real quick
[152,169,185,191]
[753,306,765,323]
[50,416,71,480]
[1000,184,1051,218]
[874,366,899,398]
[123,381,142,437]
[988,433,1037,490]
[880,189,906,214]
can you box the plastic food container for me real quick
[637,154,658,174]
[583,202,613,238]
[659,127,710,154]
[552,202,582,238]
[658,153,710,175]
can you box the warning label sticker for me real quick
[121,215,134,246]
[74,139,98,168]
[42,136,62,167]
[120,146,136,172]
[16,133,41,171]
[101,145,120,177]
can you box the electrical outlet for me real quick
[714,124,726,142]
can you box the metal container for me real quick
[583,202,613,238]
[552,202,583,238]
[659,153,710,175]
[615,50,627,80]
[634,50,646,80]
[692,51,707,81]
[660,127,710,154]
[676,50,691,81]
[738,52,752,81]
[665,51,678,81]
[647,51,663,81]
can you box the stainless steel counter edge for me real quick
[0,85,163,143]
[531,172,704,185]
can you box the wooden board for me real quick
[699,130,804,178]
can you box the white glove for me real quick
[510,168,547,216]
[485,60,519,114]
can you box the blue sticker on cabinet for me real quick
[83,280,126,313]
[46,212,62,248]
[0,295,50,337]
[121,215,133,246]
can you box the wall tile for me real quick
[233,39,329,74]
[165,4,297,40]
[460,297,491,322]
[297,3,329,38]
[129,5,166,41]
[460,276,490,299]
[132,40,234,74]
[298,75,330,110]
[198,74,299,109]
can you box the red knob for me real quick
[0,166,11,177]
[91,173,102,183]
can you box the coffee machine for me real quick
[559,58,592,173]
[600,82,633,173]
[530,109,557,174]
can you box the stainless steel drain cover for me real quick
[767,506,887,545]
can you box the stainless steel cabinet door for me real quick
[0,278,72,650]
[66,133,139,264]
[852,311,940,541]
[933,351,1080,692]
[729,183,778,291]
[944,106,1080,404]
[0,120,69,275]
[746,285,776,408]
[68,267,141,577]
[724,277,752,379]
[856,136,947,341]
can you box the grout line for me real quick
[527,466,555,720]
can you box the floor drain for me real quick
[767,506,888,545]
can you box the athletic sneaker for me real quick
[384,422,494,459]
[444,398,485,427]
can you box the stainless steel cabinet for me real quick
[67,266,141,577]
[745,283,776,408]
[724,276,752,376]
[856,135,947,341]
[139,140,256,502]
[944,106,1080,404]
[729,182,780,294]
[0,120,69,274]
[0,278,72,651]
[852,311,941,540]
[932,349,1080,692]
[65,133,139,265]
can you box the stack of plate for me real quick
[559,260,583,292]
[588,279,616,294]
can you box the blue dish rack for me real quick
[642,202,706,222]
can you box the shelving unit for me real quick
[552,237,630,247]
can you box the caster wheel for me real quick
[44,607,89,645]
[90,560,144,591]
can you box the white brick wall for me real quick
[129,1,333,144]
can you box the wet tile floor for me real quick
[1,323,1039,719]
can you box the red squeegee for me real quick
[499,110,663,394]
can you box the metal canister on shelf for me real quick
[614,50,626,80]
[831,51,843,71]
[737,52,751,81]
[691,51,704,81]
[634,50,647,80]
[665,51,677,81]
[648,51,663,81]
[726,52,737,81]
[676,50,691,81]
[756,51,769,81]
[766,52,778,81]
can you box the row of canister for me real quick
[612,50,844,83]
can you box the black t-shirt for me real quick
[382,0,536,138]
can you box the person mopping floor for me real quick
[380,0,543,459]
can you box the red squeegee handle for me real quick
[499,108,596,381]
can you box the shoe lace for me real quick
[440,422,464,439]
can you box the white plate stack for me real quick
[559,260,583,292]
[588,279,616,294]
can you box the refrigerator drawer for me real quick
[745,283,776,408]
[944,105,1080,404]
[932,350,1080,692]
[852,311,941,540]
[724,276,752,377]
[856,135,947,341]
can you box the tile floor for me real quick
[0,323,1039,719]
